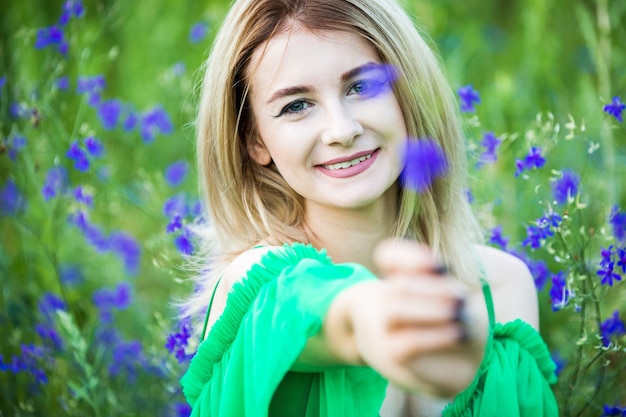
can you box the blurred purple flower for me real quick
[9,102,29,119]
[549,271,571,311]
[123,111,138,132]
[189,22,209,43]
[70,210,109,252]
[59,264,84,286]
[109,339,145,378]
[478,131,500,165]
[41,166,68,201]
[522,213,560,249]
[59,0,85,25]
[165,161,189,187]
[458,84,480,113]
[528,259,551,291]
[551,170,579,204]
[488,225,509,250]
[93,282,133,313]
[73,186,93,206]
[174,229,194,255]
[166,214,183,234]
[0,76,5,90]
[175,403,192,417]
[66,141,90,172]
[603,96,625,122]
[600,310,626,347]
[610,206,626,242]
[6,344,48,386]
[97,99,122,130]
[37,293,66,320]
[172,62,186,77]
[400,138,449,193]
[165,317,194,363]
[109,232,141,276]
[1,179,26,215]
[34,25,67,55]
[601,404,626,417]
[84,136,104,157]
[56,76,70,90]
[515,147,546,177]
[597,245,622,286]
[35,324,64,350]
[140,106,173,143]
[77,75,105,104]
[163,194,187,219]
[7,135,27,161]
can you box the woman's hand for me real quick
[332,239,486,396]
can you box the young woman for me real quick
[180,0,559,415]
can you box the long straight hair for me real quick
[183,0,482,320]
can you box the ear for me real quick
[247,137,272,166]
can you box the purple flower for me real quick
[602,404,626,417]
[400,138,449,193]
[458,84,480,113]
[522,213,559,250]
[610,206,626,242]
[165,161,189,187]
[599,310,626,347]
[37,293,66,320]
[84,136,104,157]
[73,186,93,206]
[9,102,29,119]
[515,147,546,177]
[488,225,509,250]
[140,106,173,143]
[165,317,193,363]
[93,282,133,313]
[549,271,571,311]
[0,76,5,90]
[551,170,580,204]
[189,22,209,43]
[527,259,551,291]
[77,75,105,96]
[172,62,186,77]
[97,99,122,130]
[41,166,68,201]
[59,0,85,25]
[66,141,90,172]
[166,214,183,234]
[603,96,625,122]
[6,135,26,161]
[163,194,187,219]
[56,76,70,90]
[175,403,192,417]
[598,262,622,286]
[59,264,83,286]
[1,179,26,215]
[478,131,500,165]
[174,229,194,255]
[34,25,67,54]
[70,210,110,252]
[108,232,141,276]
[123,111,138,132]
[35,324,64,350]
[109,339,145,379]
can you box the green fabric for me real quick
[181,243,559,417]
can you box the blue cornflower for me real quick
[478,131,500,165]
[84,136,104,157]
[189,22,209,43]
[603,96,625,123]
[123,110,138,132]
[165,317,194,363]
[163,193,187,219]
[56,76,70,90]
[108,232,141,276]
[66,141,90,172]
[551,170,580,204]
[600,310,626,348]
[598,261,622,286]
[458,84,480,113]
[166,214,183,234]
[602,404,626,417]
[41,166,68,201]
[522,215,556,249]
[400,138,449,193]
[549,271,571,311]
[165,161,189,187]
[1,179,26,215]
[488,225,509,250]
[140,106,173,143]
[174,228,194,256]
[97,99,122,130]
[609,206,626,242]
[59,0,85,25]
[515,147,546,177]
[77,75,105,105]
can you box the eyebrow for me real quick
[265,61,384,105]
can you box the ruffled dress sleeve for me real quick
[180,243,387,417]
[442,281,559,416]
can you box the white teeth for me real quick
[324,154,371,170]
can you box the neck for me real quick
[302,186,398,273]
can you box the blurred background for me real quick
[0,0,624,416]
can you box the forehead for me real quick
[247,29,380,97]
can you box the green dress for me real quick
[181,243,558,416]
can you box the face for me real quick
[247,29,407,213]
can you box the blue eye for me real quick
[278,100,312,116]
[348,78,388,97]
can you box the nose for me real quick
[320,103,364,146]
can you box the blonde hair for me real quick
[184,0,482,319]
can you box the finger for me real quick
[386,296,465,328]
[388,323,464,361]
[373,239,444,276]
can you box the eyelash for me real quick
[276,77,389,117]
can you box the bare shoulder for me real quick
[473,244,540,329]
[206,245,279,331]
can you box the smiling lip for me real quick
[316,149,379,178]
